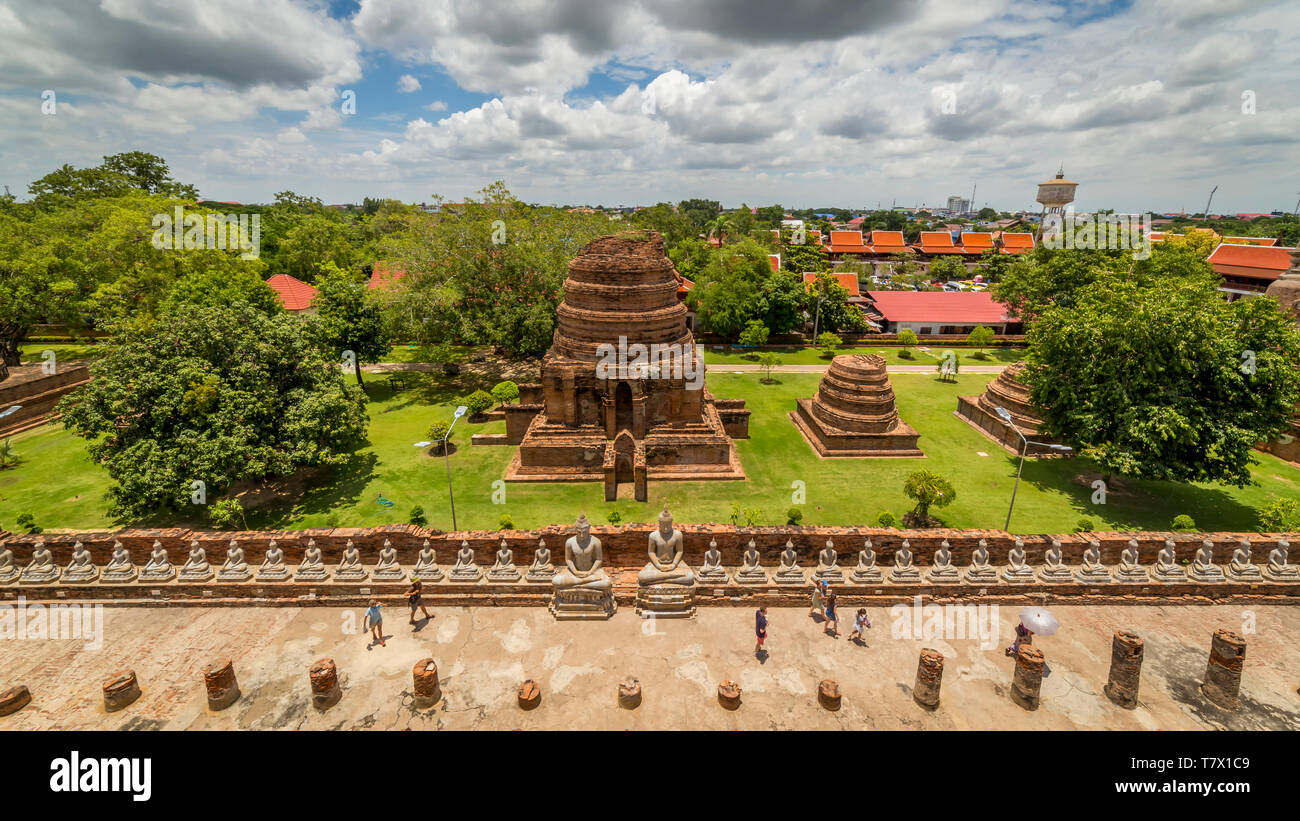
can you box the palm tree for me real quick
[708,213,734,246]
[0,438,15,469]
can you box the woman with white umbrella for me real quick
[1008,606,1058,656]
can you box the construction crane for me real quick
[1202,185,1218,221]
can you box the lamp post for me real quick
[995,406,1072,531]
[443,405,468,531]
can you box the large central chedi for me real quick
[501,232,748,500]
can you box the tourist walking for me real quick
[755,606,768,655]
[405,577,433,625]
[823,593,839,636]
[364,599,385,647]
[849,608,871,642]
[809,578,828,619]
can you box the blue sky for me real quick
[0,0,1296,213]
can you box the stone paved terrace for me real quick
[1,604,1296,730]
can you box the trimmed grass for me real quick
[702,345,1023,367]
[0,371,1294,534]
[18,342,103,364]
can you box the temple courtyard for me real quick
[1,603,1296,731]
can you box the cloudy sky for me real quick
[1,0,1297,213]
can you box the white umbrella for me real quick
[1019,606,1059,635]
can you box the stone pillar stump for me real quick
[1201,629,1245,712]
[618,678,642,709]
[203,658,240,711]
[1011,646,1044,710]
[518,679,541,710]
[412,658,441,709]
[914,648,944,710]
[1103,631,1143,709]
[717,680,742,710]
[103,670,141,712]
[309,658,342,710]
[0,685,31,717]
[818,679,841,711]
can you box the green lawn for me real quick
[380,343,475,364]
[701,345,1023,367]
[1,371,1294,534]
[18,342,104,365]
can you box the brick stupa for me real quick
[790,354,922,457]
[501,232,748,500]
[954,361,1064,456]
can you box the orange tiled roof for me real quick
[803,272,861,295]
[916,231,966,254]
[1000,233,1035,254]
[870,231,909,252]
[266,274,318,311]
[823,229,872,254]
[1221,236,1278,246]
[960,232,994,251]
[1207,244,1293,281]
[367,261,405,290]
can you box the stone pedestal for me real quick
[217,564,251,582]
[103,670,141,712]
[412,659,441,709]
[889,564,921,584]
[1011,646,1044,710]
[1153,561,1186,582]
[1201,629,1245,712]
[1227,561,1262,582]
[1103,631,1143,709]
[1002,563,1034,583]
[0,564,20,585]
[449,563,481,583]
[178,564,213,582]
[926,564,959,584]
[914,648,944,710]
[1115,563,1148,584]
[412,562,444,582]
[309,658,342,710]
[549,587,616,620]
[526,564,554,583]
[0,685,32,717]
[851,564,883,584]
[294,564,329,583]
[697,565,729,584]
[818,679,841,711]
[735,565,768,585]
[717,680,742,710]
[372,564,407,582]
[203,658,240,711]
[618,678,642,709]
[814,565,844,583]
[63,563,99,584]
[488,563,521,583]
[1038,564,1073,583]
[774,565,806,585]
[255,564,289,582]
[635,583,696,619]
[518,679,541,710]
[334,563,367,582]
[20,564,59,585]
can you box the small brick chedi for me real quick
[503,231,748,501]
[955,361,1062,455]
[790,354,922,457]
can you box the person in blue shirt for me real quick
[754,606,768,655]
[364,600,385,647]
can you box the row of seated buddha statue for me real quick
[2,529,1296,609]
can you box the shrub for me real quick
[897,329,918,354]
[208,498,246,530]
[1257,497,1300,532]
[460,389,495,418]
[409,505,427,527]
[1171,514,1197,532]
[490,380,520,404]
[498,513,515,530]
[738,320,770,348]
[966,325,995,359]
[606,511,622,524]
[1073,517,1095,533]
[875,511,897,527]
[786,507,803,525]
[0,437,15,469]
[816,332,842,359]
[16,512,42,534]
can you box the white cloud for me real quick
[396,74,421,92]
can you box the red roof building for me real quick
[1208,244,1295,298]
[870,231,910,255]
[1221,236,1278,246]
[864,290,1017,334]
[915,231,966,255]
[367,261,406,290]
[1000,233,1035,254]
[823,230,872,255]
[266,274,318,312]
[803,272,862,296]
[959,232,994,254]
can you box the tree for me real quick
[57,302,369,520]
[903,470,956,527]
[426,420,453,453]
[0,437,15,469]
[936,351,960,381]
[738,320,770,349]
[1258,497,1300,532]
[491,380,520,404]
[1025,275,1300,486]
[757,351,780,383]
[966,325,995,359]
[311,265,392,387]
[460,389,495,418]
[756,271,809,334]
[208,498,248,530]
[277,215,357,281]
[806,271,863,335]
[28,152,198,206]
[161,267,281,317]
[897,328,918,357]
[816,331,842,358]
[977,207,998,220]
[678,199,721,231]
[929,255,967,282]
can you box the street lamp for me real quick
[996,406,1072,531]
[443,405,468,531]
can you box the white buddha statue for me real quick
[61,541,97,583]
[1227,538,1262,581]
[638,505,694,587]
[815,539,843,582]
[1039,539,1074,581]
[1003,538,1033,582]
[1154,538,1186,581]
[489,539,521,582]
[219,539,251,580]
[774,539,805,584]
[256,540,289,581]
[928,539,959,583]
[295,539,328,581]
[736,539,767,584]
[21,541,60,584]
[372,538,406,581]
[1116,539,1147,582]
[527,538,554,582]
[851,538,882,583]
[334,539,367,581]
[551,514,615,619]
[140,540,175,581]
[1265,538,1298,581]
[102,541,137,582]
[450,540,482,581]
[413,539,444,581]
[179,540,214,581]
[698,538,728,583]
[889,539,920,583]
[1075,539,1111,583]
[1189,538,1225,582]
[965,538,997,583]
[0,545,18,584]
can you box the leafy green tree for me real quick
[929,255,967,282]
[756,271,809,334]
[491,380,520,404]
[208,498,248,530]
[57,303,369,520]
[0,437,16,469]
[678,199,721,231]
[409,505,428,527]
[902,470,956,527]
[786,507,803,525]
[875,511,897,527]
[311,265,392,387]
[685,237,771,338]
[758,351,780,383]
[816,331,842,358]
[897,328,918,357]
[806,272,863,335]
[277,215,357,282]
[161,267,281,317]
[28,152,197,206]
[1025,274,1300,486]
[1258,497,1300,532]
[738,320,770,348]
[460,389,496,418]
[966,325,996,359]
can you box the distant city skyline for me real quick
[2,0,1298,214]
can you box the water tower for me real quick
[1036,168,1078,238]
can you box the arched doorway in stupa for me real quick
[614,380,633,434]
